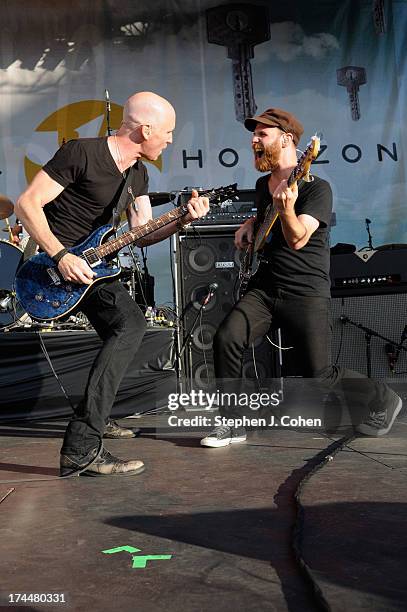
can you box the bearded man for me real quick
[200,107,401,447]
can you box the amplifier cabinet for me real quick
[331,293,407,379]
[173,229,279,388]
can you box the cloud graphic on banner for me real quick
[269,22,339,61]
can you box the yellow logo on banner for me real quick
[24,100,162,183]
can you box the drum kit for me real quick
[0,194,29,329]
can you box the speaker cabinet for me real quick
[175,229,279,388]
[331,294,407,379]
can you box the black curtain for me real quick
[0,328,176,421]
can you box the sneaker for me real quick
[200,425,247,448]
[60,447,145,477]
[356,392,402,437]
[103,420,138,439]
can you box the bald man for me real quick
[16,92,209,477]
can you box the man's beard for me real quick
[253,142,281,172]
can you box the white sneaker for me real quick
[200,425,247,448]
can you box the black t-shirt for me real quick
[43,138,149,247]
[251,174,332,297]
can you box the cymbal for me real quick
[0,194,14,220]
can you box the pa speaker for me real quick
[331,294,407,379]
[175,230,279,388]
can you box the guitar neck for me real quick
[287,166,299,188]
[263,163,300,226]
[96,205,188,259]
[264,166,297,228]
[95,185,226,260]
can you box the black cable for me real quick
[334,298,345,366]
[169,235,176,313]
[38,333,75,411]
[292,433,356,611]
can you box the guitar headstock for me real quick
[288,134,320,186]
[203,183,239,208]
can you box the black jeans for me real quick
[213,287,390,420]
[61,281,146,457]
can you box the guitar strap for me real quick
[22,168,135,262]
[23,236,39,261]
[112,166,135,229]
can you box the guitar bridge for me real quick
[47,267,61,285]
[83,248,102,267]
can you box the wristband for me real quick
[51,248,69,265]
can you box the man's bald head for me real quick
[118,92,176,161]
[123,92,175,130]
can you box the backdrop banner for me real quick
[0,0,405,304]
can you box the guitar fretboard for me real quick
[96,205,187,259]
[93,185,230,260]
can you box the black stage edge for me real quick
[0,328,176,421]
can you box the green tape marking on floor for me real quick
[102,545,173,568]
[132,555,172,569]
[102,546,141,554]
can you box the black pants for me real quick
[61,281,146,458]
[213,287,390,420]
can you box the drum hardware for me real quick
[0,240,29,330]
[3,217,14,242]
[68,312,92,330]
[0,293,13,311]
[2,221,23,242]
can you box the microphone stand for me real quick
[365,218,374,250]
[340,315,407,377]
[125,245,145,306]
[105,89,112,136]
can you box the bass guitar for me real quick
[238,135,320,298]
[15,184,237,321]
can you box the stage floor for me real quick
[0,412,406,611]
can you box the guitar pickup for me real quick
[83,248,102,267]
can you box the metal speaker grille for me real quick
[177,231,278,387]
[331,294,407,380]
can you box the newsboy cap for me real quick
[244,107,304,145]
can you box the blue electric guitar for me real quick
[14,184,237,321]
